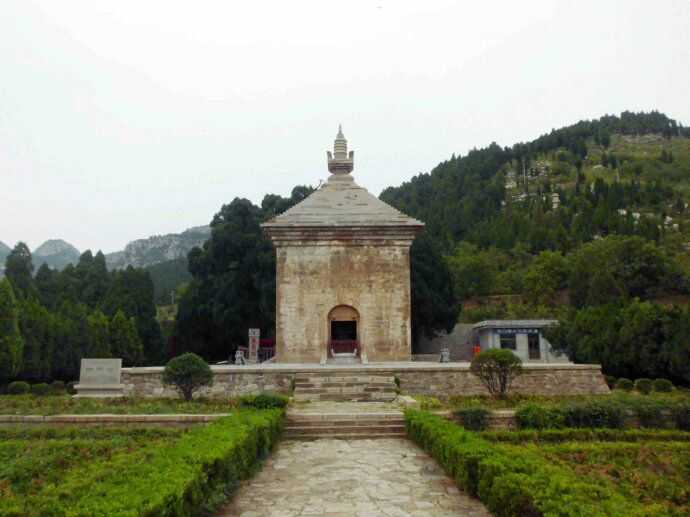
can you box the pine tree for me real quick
[18,299,55,382]
[4,243,36,299]
[110,310,144,366]
[0,279,24,382]
[86,311,111,358]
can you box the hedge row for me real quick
[609,377,674,393]
[516,399,690,430]
[0,426,182,441]
[0,409,284,517]
[4,381,67,396]
[239,393,289,409]
[405,409,639,517]
[482,428,690,444]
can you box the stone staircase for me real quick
[284,410,406,440]
[292,372,397,402]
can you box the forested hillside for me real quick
[381,111,690,384]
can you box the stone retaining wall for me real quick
[0,414,227,428]
[396,364,610,397]
[121,363,608,399]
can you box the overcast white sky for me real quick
[1,0,689,253]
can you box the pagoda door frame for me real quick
[325,305,360,360]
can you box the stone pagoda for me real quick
[262,127,424,363]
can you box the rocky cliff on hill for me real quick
[33,239,81,270]
[0,241,10,275]
[105,225,211,270]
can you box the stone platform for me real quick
[121,362,609,399]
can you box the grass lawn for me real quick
[0,427,185,515]
[499,439,690,515]
[0,394,240,415]
[549,441,690,515]
[411,388,690,411]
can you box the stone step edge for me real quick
[286,426,405,433]
[284,433,406,440]
[285,418,405,428]
[287,412,403,419]
[294,383,396,388]
[294,388,397,394]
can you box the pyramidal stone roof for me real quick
[262,128,424,229]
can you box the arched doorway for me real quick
[328,305,359,358]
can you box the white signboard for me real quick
[79,358,122,385]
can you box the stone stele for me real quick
[74,358,125,398]
[262,127,424,364]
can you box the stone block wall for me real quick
[120,363,609,399]
[121,367,293,398]
[275,244,412,363]
[395,364,610,397]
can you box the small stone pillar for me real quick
[248,328,260,363]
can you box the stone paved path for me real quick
[219,438,490,517]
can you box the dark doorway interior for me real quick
[331,320,357,341]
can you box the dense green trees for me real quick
[0,279,24,383]
[547,301,690,384]
[1,244,162,383]
[568,236,682,307]
[176,197,277,360]
[410,234,458,343]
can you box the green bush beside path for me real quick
[405,409,689,516]
[0,409,283,517]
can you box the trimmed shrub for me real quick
[482,428,690,443]
[162,353,213,401]
[673,404,690,431]
[405,410,636,516]
[604,375,617,389]
[470,349,523,398]
[66,381,78,395]
[239,393,289,409]
[31,383,52,396]
[456,407,490,431]
[562,401,625,429]
[516,404,565,429]
[7,381,30,395]
[634,403,666,428]
[6,410,284,516]
[50,380,66,394]
[634,378,653,395]
[615,378,633,391]
[652,378,673,393]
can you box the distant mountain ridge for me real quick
[33,239,81,270]
[105,225,211,270]
[1,225,210,277]
[0,241,10,275]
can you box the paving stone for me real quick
[219,438,489,517]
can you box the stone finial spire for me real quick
[327,125,354,174]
